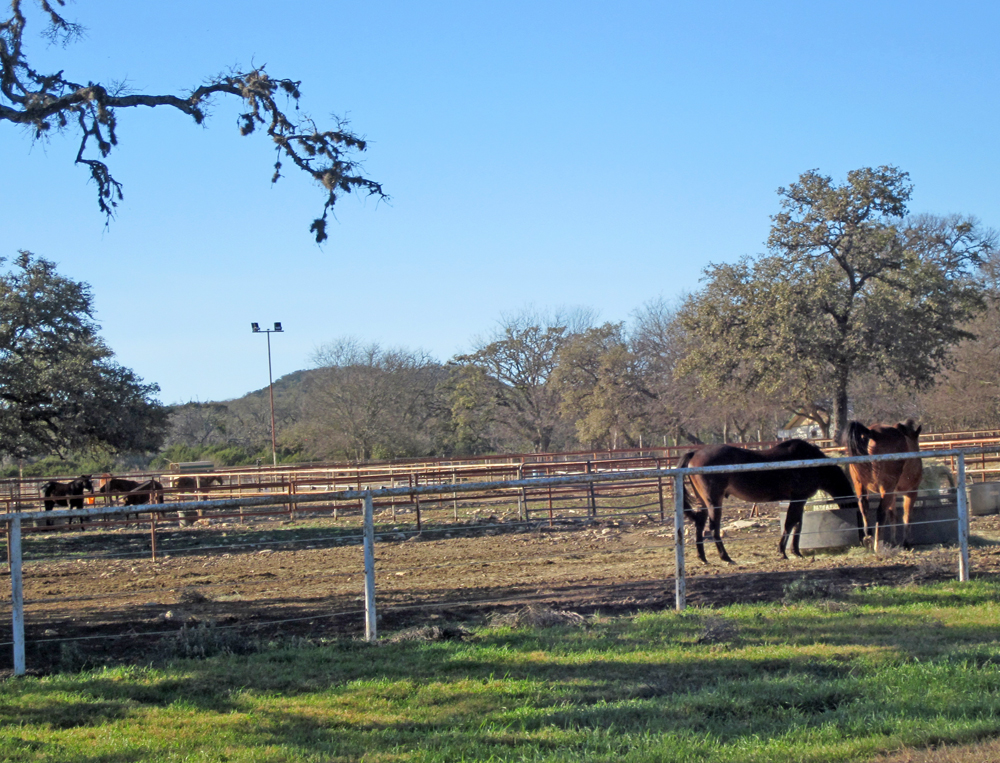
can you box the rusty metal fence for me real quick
[2,445,988,675]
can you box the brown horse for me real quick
[97,477,142,502]
[97,476,145,520]
[843,420,923,550]
[679,439,861,563]
[173,474,223,501]
[123,479,164,507]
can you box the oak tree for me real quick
[552,322,653,448]
[0,251,168,458]
[679,166,995,437]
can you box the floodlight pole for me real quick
[252,322,283,467]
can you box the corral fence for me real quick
[6,428,1000,516]
[0,446,991,675]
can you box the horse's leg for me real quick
[856,490,872,544]
[691,508,708,564]
[901,491,916,548]
[850,469,870,543]
[708,506,733,564]
[780,500,805,559]
[873,490,895,552]
[684,477,712,564]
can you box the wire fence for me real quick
[0,447,990,674]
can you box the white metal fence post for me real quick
[10,515,24,675]
[957,453,970,582]
[673,473,686,611]
[363,492,377,642]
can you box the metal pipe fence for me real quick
[1,446,989,673]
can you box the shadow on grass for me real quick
[3,580,1000,763]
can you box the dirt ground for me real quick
[4,503,1000,675]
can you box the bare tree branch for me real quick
[1,1,385,242]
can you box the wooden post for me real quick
[586,461,597,518]
[363,492,377,642]
[674,473,686,612]
[957,453,970,582]
[150,514,158,562]
[10,515,24,675]
[517,463,526,521]
[412,472,422,532]
[657,469,665,522]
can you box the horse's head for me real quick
[897,419,922,440]
[78,475,94,492]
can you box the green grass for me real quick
[3,580,1000,762]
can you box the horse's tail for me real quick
[843,421,871,457]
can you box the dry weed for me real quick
[488,604,587,629]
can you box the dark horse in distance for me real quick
[679,439,861,563]
[843,420,923,550]
[41,476,94,525]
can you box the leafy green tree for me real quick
[0,251,168,458]
[552,323,653,448]
[439,362,504,455]
[679,166,995,437]
[1,1,384,242]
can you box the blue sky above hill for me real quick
[4,1,998,403]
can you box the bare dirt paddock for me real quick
[3,505,1000,675]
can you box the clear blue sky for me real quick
[4,1,998,404]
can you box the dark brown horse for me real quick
[40,476,94,525]
[843,420,923,550]
[97,477,142,502]
[98,477,145,520]
[679,439,861,562]
[123,479,164,507]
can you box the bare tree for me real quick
[918,250,1000,430]
[1,1,385,241]
[453,308,595,452]
[298,338,444,461]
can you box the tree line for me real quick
[172,166,1000,460]
[5,165,1000,475]
[164,166,1000,464]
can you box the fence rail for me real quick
[3,446,990,674]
